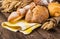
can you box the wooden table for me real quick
[0,12,60,39]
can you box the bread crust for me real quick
[25,5,49,23]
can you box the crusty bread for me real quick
[25,5,49,23]
[48,2,60,17]
[8,2,36,23]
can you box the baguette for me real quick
[8,2,36,23]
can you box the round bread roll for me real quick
[25,5,49,23]
[48,2,60,17]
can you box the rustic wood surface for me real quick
[0,11,60,39]
[0,0,60,39]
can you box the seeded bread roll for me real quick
[25,5,49,23]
